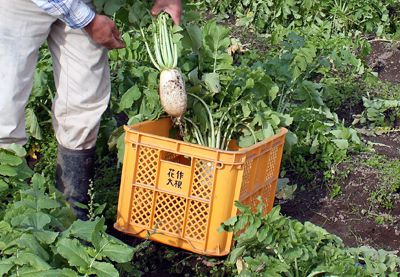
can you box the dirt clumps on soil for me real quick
[281,152,400,252]
[367,40,400,83]
[365,132,400,158]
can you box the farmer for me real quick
[0,0,182,219]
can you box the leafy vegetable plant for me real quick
[220,199,400,276]
[0,150,137,276]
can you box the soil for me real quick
[280,152,400,251]
[366,40,400,83]
[281,41,400,252]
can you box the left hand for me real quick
[151,0,182,25]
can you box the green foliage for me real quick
[364,155,400,210]
[221,200,400,276]
[355,97,400,127]
[0,173,136,276]
[0,145,33,218]
[289,107,361,179]
[202,0,400,37]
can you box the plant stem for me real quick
[184,117,205,145]
[140,28,161,71]
[238,123,257,145]
[188,93,216,148]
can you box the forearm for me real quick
[31,0,95,29]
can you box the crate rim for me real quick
[123,118,288,155]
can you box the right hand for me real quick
[84,15,125,50]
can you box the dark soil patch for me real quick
[107,226,226,276]
[367,40,400,83]
[364,132,400,158]
[281,153,400,251]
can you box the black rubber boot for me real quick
[56,145,96,220]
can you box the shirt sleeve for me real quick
[31,0,95,29]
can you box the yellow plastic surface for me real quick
[114,118,287,256]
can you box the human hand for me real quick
[151,0,182,25]
[84,15,125,50]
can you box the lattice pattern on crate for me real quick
[191,159,214,200]
[242,182,274,214]
[153,193,186,235]
[184,200,209,241]
[240,159,253,196]
[130,186,154,227]
[265,147,278,182]
[136,146,159,186]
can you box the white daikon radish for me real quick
[141,13,187,120]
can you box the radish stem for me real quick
[188,93,216,148]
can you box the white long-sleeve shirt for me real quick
[31,0,95,29]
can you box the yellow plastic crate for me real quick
[114,118,287,256]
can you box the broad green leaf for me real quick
[128,2,150,27]
[223,216,238,227]
[267,206,281,223]
[17,234,50,261]
[238,134,256,148]
[188,67,200,85]
[262,123,274,139]
[285,131,298,148]
[119,85,141,112]
[257,226,270,242]
[15,162,34,179]
[269,85,279,102]
[14,252,51,271]
[330,129,345,139]
[228,246,246,263]
[92,219,106,250]
[310,135,319,154]
[284,248,303,261]
[103,0,124,15]
[33,230,59,245]
[91,261,119,277]
[0,221,11,233]
[0,261,13,276]
[37,198,60,210]
[25,108,42,140]
[332,139,349,150]
[7,143,27,157]
[241,103,251,118]
[0,150,22,166]
[18,268,78,277]
[20,212,51,230]
[0,164,19,177]
[279,114,293,126]
[31,173,46,189]
[185,24,203,53]
[68,218,105,244]
[291,45,316,80]
[93,0,107,12]
[97,237,134,263]
[0,179,8,192]
[56,238,90,267]
[202,72,221,94]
